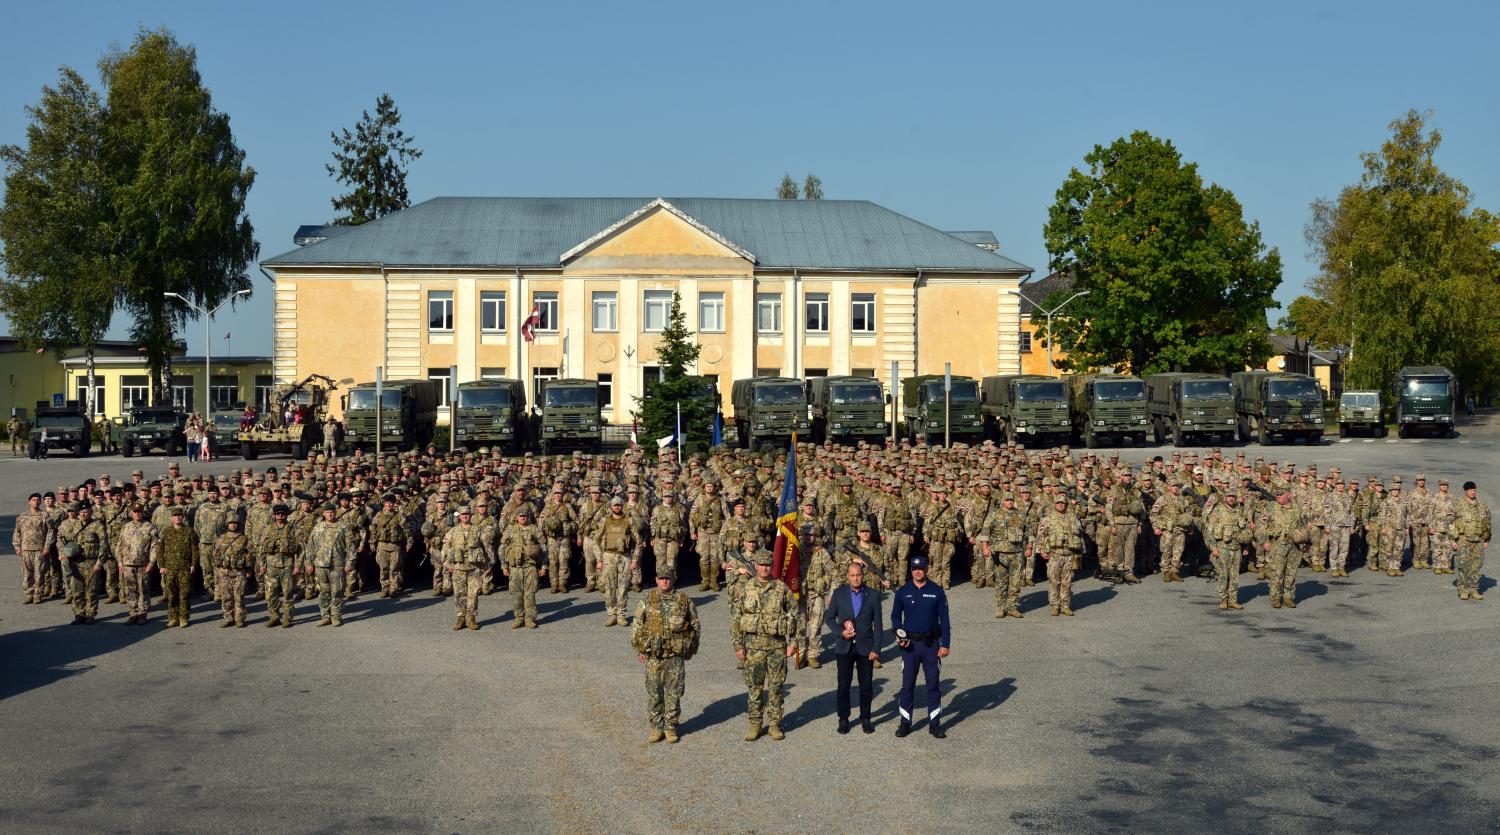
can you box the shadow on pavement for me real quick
[0,618,155,701]
[1071,586,1118,611]
[678,691,746,736]
[535,596,606,625]
[942,675,1017,730]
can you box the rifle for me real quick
[836,536,888,587]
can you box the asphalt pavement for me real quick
[2,422,1499,833]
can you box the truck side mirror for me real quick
[340,395,347,411]
[885,394,892,405]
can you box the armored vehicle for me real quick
[28,401,91,458]
[121,406,188,457]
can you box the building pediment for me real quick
[561,198,756,276]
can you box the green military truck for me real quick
[1065,374,1150,448]
[28,401,91,458]
[903,374,983,445]
[731,376,808,451]
[807,375,888,445]
[1338,389,1386,438]
[539,378,602,455]
[208,406,245,456]
[1146,373,1237,447]
[454,378,529,454]
[980,374,1070,447]
[1232,370,1325,446]
[1393,366,1457,439]
[341,378,441,453]
[121,405,188,457]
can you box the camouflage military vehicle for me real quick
[903,374,983,445]
[238,375,346,460]
[1065,374,1149,448]
[981,374,1070,447]
[120,406,188,457]
[341,378,441,453]
[807,375,888,445]
[731,376,809,451]
[539,378,602,455]
[1232,370,1324,446]
[1393,366,1457,439]
[454,378,528,454]
[28,401,91,458]
[1337,389,1385,438]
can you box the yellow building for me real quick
[1258,334,1345,400]
[1014,271,1077,377]
[262,198,1034,422]
[58,354,274,420]
[1,338,149,425]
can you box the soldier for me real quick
[1106,473,1144,584]
[289,494,320,600]
[425,496,453,596]
[538,485,577,592]
[596,496,639,627]
[116,504,160,624]
[444,506,490,630]
[731,550,796,741]
[1037,496,1084,616]
[1149,481,1194,582]
[631,566,701,744]
[1450,481,1491,601]
[797,521,838,670]
[210,517,251,626]
[649,490,687,581]
[689,479,726,591]
[62,503,109,624]
[158,507,199,628]
[1325,480,1357,577]
[1407,474,1434,570]
[1262,491,1308,609]
[1429,479,1458,575]
[1204,492,1249,609]
[193,488,228,601]
[305,504,354,627]
[12,493,54,604]
[259,505,300,627]
[577,484,606,592]
[1378,482,1410,577]
[244,487,275,599]
[980,492,1028,618]
[370,494,408,598]
[7,414,22,456]
[875,479,915,588]
[500,506,546,629]
[920,485,963,589]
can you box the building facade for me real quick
[262,197,1033,422]
[59,356,274,419]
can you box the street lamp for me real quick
[1008,289,1089,377]
[165,290,251,412]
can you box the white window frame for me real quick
[805,292,829,333]
[480,291,507,333]
[756,294,783,334]
[598,372,614,410]
[75,378,106,413]
[210,376,240,409]
[533,367,559,405]
[642,290,673,333]
[428,367,452,408]
[532,292,559,333]
[698,292,725,333]
[171,378,195,412]
[592,291,618,333]
[121,376,150,411]
[428,290,454,333]
[479,367,508,380]
[851,292,877,334]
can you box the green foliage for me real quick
[327,93,423,226]
[777,173,824,200]
[1305,109,1500,392]
[632,293,716,456]
[1042,131,1282,375]
[1277,295,1339,346]
[802,174,824,200]
[777,174,799,200]
[0,66,116,413]
[99,27,257,397]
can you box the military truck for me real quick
[1232,370,1325,446]
[1338,389,1386,438]
[27,401,91,458]
[208,406,245,456]
[454,378,528,454]
[980,374,1070,447]
[1146,373,1237,447]
[731,376,809,451]
[902,374,983,445]
[120,406,188,457]
[239,374,346,460]
[807,375,888,444]
[1065,374,1150,448]
[341,378,441,453]
[1393,366,1457,439]
[539,378,603,455]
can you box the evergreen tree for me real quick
[776,174,799,200]
[802,173,824,200]
[632,293,718,455]
[328,93,423,225]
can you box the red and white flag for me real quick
[521,303,542,342]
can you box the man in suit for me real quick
[825,561,882,734]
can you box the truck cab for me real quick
[731,377,808,451]
[539,378,602,455]
[903,374,983,445]
[121,406,188,457]
[1338,390,1385,438]
[1232,370,1324,446]
[28,401,91,458]
[1146,373,1236,447]
[981,374,1069,447]
[454,378,528,454]
[1394,366,1457,439]
[807,375,888,445]
[1067,374,1149,448]
[342,379,441,453]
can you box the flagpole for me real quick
[676,402,682,453]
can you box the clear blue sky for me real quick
[3,0,1497,356]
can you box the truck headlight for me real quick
[1015,420,1027,428]
[832,423,842,429]
[1226,419,1235,425]
[755,423,765,430]
[587,425,597,431]
[928,421,940,428]
[544,426,556,434]
[1139,418,1149,425]
[971,419,982,426]
[1095,420,1105,426]
[1182,419,1192,425]
[1313,417,1323,424]
[1438,415,1451,422]
[1270,418,1280,424]
[456,429,467,436]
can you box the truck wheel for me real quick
[1397,424,1408,439]
[77,438,89,458]
[1084,429,1098,449]
[748,434,760,453]
[121,441,133,458]
[243,441,259,460]
[1134,433,1148,447]
[1309,432,1323,445]
[27,439,38,459]
[1339,424,1348,438]
[539,439,551,457]
[1379,425,1388,438]
[1152,420,1164,445]
[1173,427,1186,447]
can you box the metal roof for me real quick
[263,197,1032,274]
[1015,271,1076,315]
[944,230,1000,249]
[293,224,354,246]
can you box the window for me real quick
[428,367,452,408]
[479,367,508,380]
[851,368,876,378]
[1019,330,1033,353]
[756,294,782,333]
[598,373,613,409]
[805,293,829,333]
[756,367,781,378]
[532,292,559,332]
[171,375,194,412]
[532,367,559,404]
[851,293,876,333]
[75,378,106,414]
[254,376,275,413]
[643,290,673,332]
[698,292,725,332]
[642,365,664,398]
[480,291,506,333]
[121,376,150,411]
[428,290,454,332]
[592,291,618,332]
[210,375,239,409]
[804,368,828,378]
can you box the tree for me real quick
[0,67,117,416]
[1277,295,1339,347]
[1042,131,1282,374]
[802,174,824,200]
[328,93,423,226]
[100,28,257,399]
[1305,109,1500,392]
[776,174,799,200]
[632,293,717,455]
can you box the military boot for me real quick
[605,614,617,627]
[1271,598,1282,609]
[512,618,525,629]
[710,578,721,591]
[73,615,86,625]
[1282,598,1296,609]
[664,727,679,744]
[453,616,465,631]
[699,581,710,591]
[647,729,665,744]
[221,619,233,628]
[808,654,821,669]
[1471,591,1484,600]
[166,616,178,627]
[1459,590,1471,600]
[1219,600,1230,610]
[767,723,785,741]
[319,617,332,627]
[1061,606,1074,616]
[1050,606,1060,616]
[467,615,479,630]
[744,722,762,742]
[995,608,1006,619]
[267,617,280,628]
[432,588,443,597]
[1008,610,1024,619]
[281,618,292,628]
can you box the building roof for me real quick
[293,224,354,246]
[944,230,1000,250]
[59,355,270,368]
[263,197,1033,274]
[0,336,142,355]
[1015,271,1076,315]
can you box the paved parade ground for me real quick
[2,427,1499,833]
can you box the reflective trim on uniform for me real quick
[929,706,941,720]
[899,707,911,720]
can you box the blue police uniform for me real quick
[890,557,951,734]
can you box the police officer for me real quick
[890,555,952,739]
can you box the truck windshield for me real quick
[35,415,77,428]
[347,390,400,410]
[1094,380,1146,401]
[1182,380,1231,399]
[213,414,241,430]
[924,381,978,402]
[1016,381,1066,401]
[545,387,597,408]
[754,384,805,405]
[1268,379,1322,400]
[830,383,882,405]
[131,411,176,426]
[458,388,511,408]
[1342,393,1380,408]
[1404,379,1450,398]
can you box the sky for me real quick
[3,0,1498,356]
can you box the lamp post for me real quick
[164,290,251,412]
[1008,289,1090,377]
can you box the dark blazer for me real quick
[825,583,883,656]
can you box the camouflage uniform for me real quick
[1264,500,1307,608]
[289,503,320,599]
[922,498,962,589]
[538,494,577,592]
[688,491,725,590]
[259,520,300,626]
[1429,488,1458,573]
[193,499,228,599]
[115,518,160,620]
[596,510,639,626]
[1450,494,1491,599]
[1037,507,1083,614]
[631,586,701,739]
[1205,500,1250,607]
[731,571,795,737]
[1406,484,1433,569]
[1376,492,1410,573]
[1148,489,1193,581]
[649,500,687,580]
[980,504,1028,617]
[1106,484,1144,580]
[798,539,838,665]
[212,527,252,625]
[875,489,914,589]
[305,516,353,625]
[64,514,110,621]
[369,506,408,596]
[11,507,54,603]
[157,522,199,626]
[500,521,546,628]
[1325,488,1356,575]
[445,521,490,629]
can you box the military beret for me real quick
[272,504,289,515]
[382,494,396,504]
[1463,480,1476,491]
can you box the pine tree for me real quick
[632,293,718,455]
[327,93,423,225]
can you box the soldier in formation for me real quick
[631,566,701,744]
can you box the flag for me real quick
[223,332,230,340]
[630,420,638,446]
[521,303,542,342]
[656,433,676,449]
[772,433,801,597]
[676,402,682,451]
[711,411,722,447]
